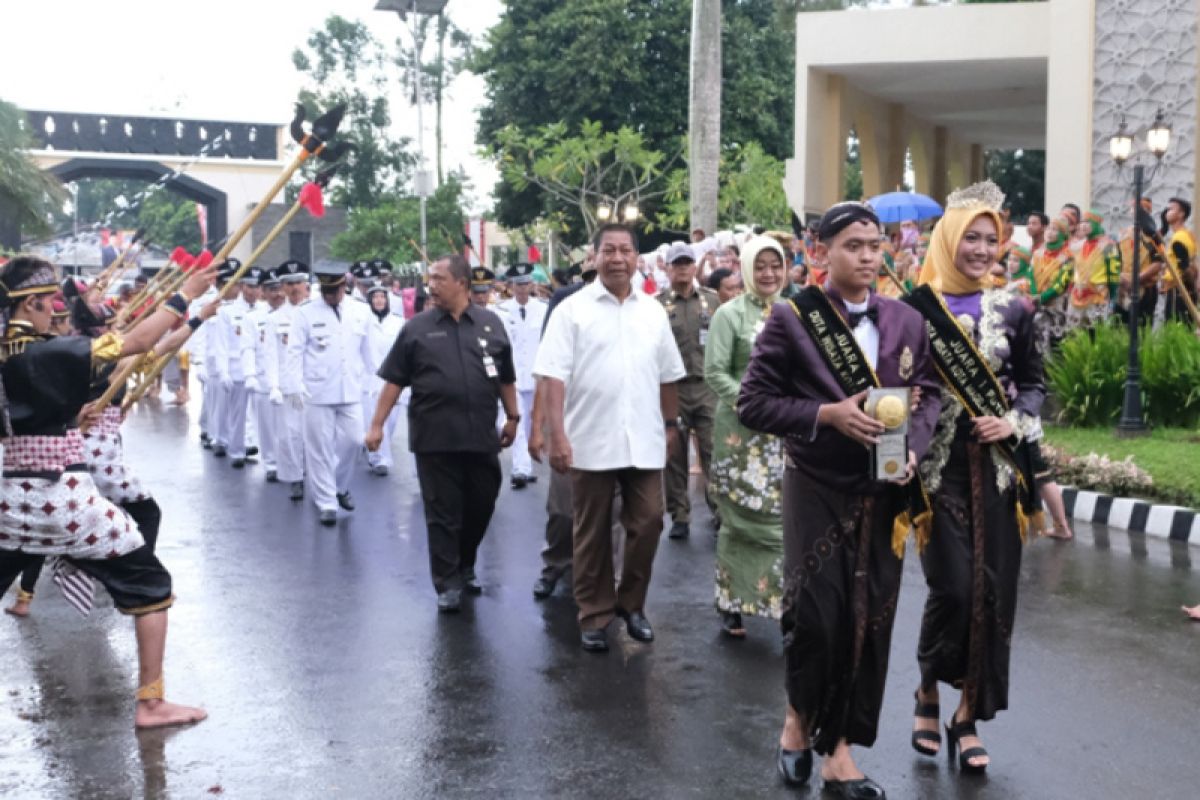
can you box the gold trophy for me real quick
[865,387,910,481]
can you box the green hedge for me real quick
[1046,322,1200,428]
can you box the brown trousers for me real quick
[663,379,716,523]
[570,468,664,630]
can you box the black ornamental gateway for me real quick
[17,109,286,250]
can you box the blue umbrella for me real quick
[866,191,943,224]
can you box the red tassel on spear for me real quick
[298,181,325,218]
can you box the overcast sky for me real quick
[2,0,503,213]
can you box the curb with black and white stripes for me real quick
[1061,487,1199,543]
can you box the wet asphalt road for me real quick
[1,398,1198,800]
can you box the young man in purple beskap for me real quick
[737,203,942,800]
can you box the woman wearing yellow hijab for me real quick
[906,182,1045,775]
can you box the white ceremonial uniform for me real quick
[264,301,305,484]
[203,299,235,449]
[361,307,404,470]
[211,296,257,458]
[284,297,374,513]
[188,288,217,439]
[246,303,276,472]
[498,295,547,479]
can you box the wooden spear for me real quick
[88,103,347,416]
[121,166,339,408]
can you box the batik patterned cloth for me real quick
[0,470,144,558]
[84,406,150,504]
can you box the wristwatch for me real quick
[664,416,683,429]
[505,414,521,423]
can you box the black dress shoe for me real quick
[319,509,337,526]
[336,491,355,511]
[668,521,689,539]
[777,746,813,787]
[437,590,462,613]
[617,608,654,642]
[289,481,305,501]
[462,570,482,594]
[213,445,226,457]
[231,458,245,469]
[532,576,556,600]
[580,628,608,652]
[246,446,259,457]
[511,475,528,489]
[822,776,886,800]
[265,469,278,483]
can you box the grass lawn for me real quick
[1043,426,1200,508]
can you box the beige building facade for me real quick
[786,0,1199,223]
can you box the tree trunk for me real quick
[435,13,447,186]
[689,0,721,236]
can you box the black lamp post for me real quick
[1109,110,1171,437]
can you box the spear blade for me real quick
[309,103,347,148]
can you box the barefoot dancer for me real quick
[738,203,942,799]
[0,255,211,729]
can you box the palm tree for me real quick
[0,100,65,250]
[689,0,721,235]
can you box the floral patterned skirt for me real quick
[714,499,784,619]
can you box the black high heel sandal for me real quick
[945,717,989,773]
[911,690,941,756]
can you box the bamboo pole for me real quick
[121,197,310,408]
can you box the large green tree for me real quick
[473,0,797,230]
[985,149,1045,219]
[330,172,469,266]
[0,99,66,249]
[292,15,416,209]
[66,178,204,252]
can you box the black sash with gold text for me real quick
[902,285,1038,518]
[790,286,931,545]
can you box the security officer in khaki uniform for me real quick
[656,242,719,539]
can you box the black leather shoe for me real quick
[532,576,556,600]
[462,570,482,594]
[511,475,528,489]
[336,491,355,511]
[822,776,886,799]
[319,509,337,526]
[231,458,245,469]
[213,445,226,458]
[289,481,305,501]
[265,469,278,483]
[777,746,813,787]
[668,521,689,539]
[246,446,259,457]
[618,608,654,642]
[437,590,462,613]
[580,628,608,652]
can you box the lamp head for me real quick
[1147,109,1171,159]
[1110,118,1133,165]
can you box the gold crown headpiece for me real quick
[946,180,1006,212]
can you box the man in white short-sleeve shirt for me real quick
[534,223,686,653]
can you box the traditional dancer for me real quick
[738,202,942,799]
[1066,211,1120,330]
[1156,197,1196,328]
[904,181,1045,775]
[1030,217,1073,352]
[0,254,212,728]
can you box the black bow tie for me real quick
[847,306,878,328]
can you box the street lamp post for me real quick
[1109,110,1171,438]
[375,0,448,271]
